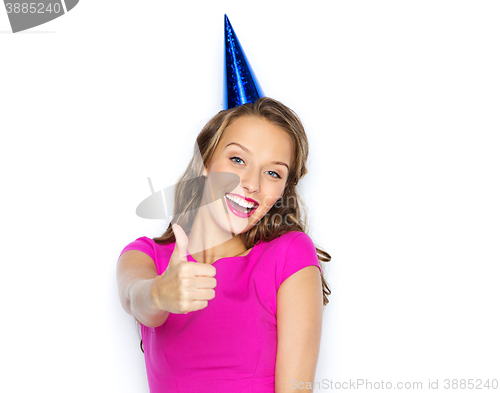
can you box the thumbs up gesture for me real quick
[151,224,217,314]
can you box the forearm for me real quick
[128,278,170,328]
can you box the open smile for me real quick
[224,193,259,218]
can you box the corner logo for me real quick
[3,0,78,33]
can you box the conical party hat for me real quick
[223,15,264,109]
[137,15,264,234]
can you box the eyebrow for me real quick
[225,142,290,172]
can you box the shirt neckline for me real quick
[181,238,261,264]
[213,240,261,263]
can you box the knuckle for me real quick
[180,277,192,288]
[179,299,189,313]
[178,262,189,273]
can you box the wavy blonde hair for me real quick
[137,97,332,352]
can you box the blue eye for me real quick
[230,157,282,179]
[230,157,244,165]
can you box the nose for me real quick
[241,169,260,193]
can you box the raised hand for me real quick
[150,224,217,314]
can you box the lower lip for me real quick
[224,194,258,218]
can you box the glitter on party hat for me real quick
[223,14,265,110]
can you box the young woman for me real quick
[117,97,331,392]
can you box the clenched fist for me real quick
[150,224,217,314]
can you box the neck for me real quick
[185,203,248,265]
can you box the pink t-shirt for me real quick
[118,231,322,393]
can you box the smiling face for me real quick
[201,115,294,235]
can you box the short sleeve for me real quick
[118,236,155,261]
[278,232,322,288]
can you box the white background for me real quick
[1,1,499,392]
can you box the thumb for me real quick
[171,223,189,262]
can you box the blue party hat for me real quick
[223,15,264,109]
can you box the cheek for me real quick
[260,189,284,209]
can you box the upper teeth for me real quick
[226,194,257,209]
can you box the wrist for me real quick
[148,277,162,311]
[128,278,154,312]
[128,277,169,327]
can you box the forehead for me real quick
[219,116,293,159]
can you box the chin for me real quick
[224,218,251,236]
